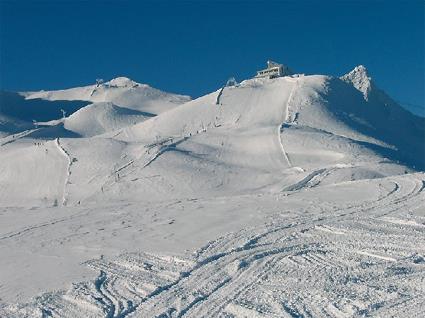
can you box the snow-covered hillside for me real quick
[0,77,190,138]
[0,113,32,138]
[62,102,150,137]
[0,66,424,317]
[22,77,191,115]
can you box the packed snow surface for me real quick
[0,68,424,317]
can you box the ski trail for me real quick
[142,137,189,169]
[277,124,291,167]
[277,79,297,168]
[55,138,73,206]
[356,251,397,262]
[283,165,357,193]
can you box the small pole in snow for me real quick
[96,78,104,87]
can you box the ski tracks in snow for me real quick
[3,174,424,317]
[55,138,74,206]
[277,78,298,168]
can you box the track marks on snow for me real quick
[0,217,71,241]
[55,138,75,206]
[277,78,298,168]
[2,174,424,317]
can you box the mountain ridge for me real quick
[0,68,423,207]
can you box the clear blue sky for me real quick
[0,0,424,115]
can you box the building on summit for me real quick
[256,60,293,78]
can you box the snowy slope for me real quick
[0,90,88,124]
[0,67,424,317]
[0,114,32,138]
[0,78,190,140]
[0,173,423,317]
[1,69,423,206]
[340,66,425,162]
[97,71,421,201]
[63,102,154,137]
[22,77,191,115]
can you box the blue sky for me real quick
[0,0,424,115]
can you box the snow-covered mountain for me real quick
[0,68,423,207]
[0,77,190,137]
[1,67,424,317]
[22,76,191,114]
[0,113,32,138]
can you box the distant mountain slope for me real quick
[0,90,88,123]
[0,113,32,138]
[0,77,190,139]
[118,68,424,170]
[339,66,424,168]
[98,70,420,203]
[63,102,154,137]
[0,68,423,207]
[22,77,191,114]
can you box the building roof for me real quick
[267,60,282,69]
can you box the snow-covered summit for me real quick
[20,77,191,115]
[340,65,373,100]
[105,76,139,88]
